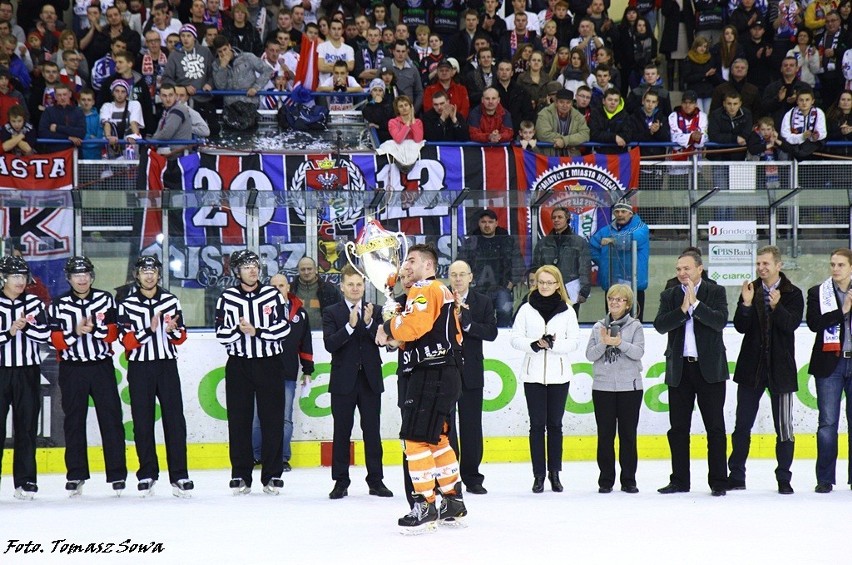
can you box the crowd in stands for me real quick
[2,0,852,162]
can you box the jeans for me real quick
[728,384,794,484]
[523,382,570,477]
[815,359,852,485]
[253,380,296,462]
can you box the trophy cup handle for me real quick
[343,241,369,280]
[396,231,409,262]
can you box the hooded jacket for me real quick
[589,212,650,291]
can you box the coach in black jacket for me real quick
[448,260,498,495]
[728,247,803,494]
[322,264,391,500]
[654,250,729,496]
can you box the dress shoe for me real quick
[778,481,794,495]
[548,472,563,493]
[657,483,689,494]
[368,482,393,497]
[726,478,746,491]
[815,483,833,494]
[532,476,545,493]
[621,485,639,494]
[711,488,727,497]
[329,480,350,499]
[598,486,613,494]
[466,484,487,495]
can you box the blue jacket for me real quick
[37,103,86,140]
[589,212,649,291]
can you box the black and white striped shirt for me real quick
[0,291,49,367]
[48,289,118,362]
[118,286,186,362]
[215,283,290,358]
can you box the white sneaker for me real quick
[137,479,156,497]
[263,478,283,495]
[171,479,194,499]
[65,480,85,497]
[13,483,38,500]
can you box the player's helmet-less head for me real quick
[230,250,260,281]
[0,255,32,286]
[135,255,163,274]
[64,256,96,281]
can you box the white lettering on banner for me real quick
[0,156,67,179]
[79,326,825,446]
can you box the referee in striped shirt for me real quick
[49,257,127,496]
[215,250,291,495]
[118,256,193,498]
[0,256,50,500]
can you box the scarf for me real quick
[788,106,819,134]
[819,277,841,352]
[527,289,568,323]
[602,313,631,364]
[541,35,558,56]
[687,48,711,65]
[776,0,800,40]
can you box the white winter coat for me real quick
[510,302,580,385]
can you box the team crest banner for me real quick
[140,147,639,288]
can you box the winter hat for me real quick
[369,78,385,91]
[179,24,198,38]
[612,202,634,213]
[110,79,131,93]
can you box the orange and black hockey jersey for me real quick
[383,277,462,374]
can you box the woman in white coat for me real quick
[511,265,580,493]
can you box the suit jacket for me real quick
[322,300,384,395]
[455,289,498,389]
[732,273,803,393]
[806,283,848,379]
[654,281,729,386]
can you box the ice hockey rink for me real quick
[1,458,847,564]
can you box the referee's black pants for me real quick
[59,358,127,483]
[0,365,41,488]
[128,359,188,485]
[225,355,285,486]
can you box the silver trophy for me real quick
[344,217,409,320]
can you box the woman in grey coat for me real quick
[585,284,645,494]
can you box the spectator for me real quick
[540,19,559,70]
[763,56,808,127]
[629,88,671,163]
[163,24,216,134]
[804,0,835,40]
[224,2,263,57]
[500,13,542,60]
[138,30,169,109]
[79,4,107,69]
[317,59,364,111]
[589,203,650,320]
[506,0,543,34]
[668,90,708,190]
[818,11,846,108]
[150,83,193,157]
[99,79,143,158]
[709,58,761,117]
[585,284,645,494]
[369,3,392,32]
[386,40,423,113]
[60,50,87,100]
[590,87,631,153]
[28,61,62,128]
[463,46,495,108]
[100,5,142,56]
[78,87,104,160]
[480,0,508,47]
[37,83,86,149]
[729,0,763,37]
[593,47,622,92]
[512,267,537,320]
[742,20,775,92]
[317,19,355,84]
[574,84,594,125]
[468,87,514,144]
[533,206,592,313]
[458,209,519,328]
[99,51,155,135]
[556,47,591,93]
[516,119,542,152]
[1,35,31,93]
[548,45,571,80]
[707,90,753,182]
[387,95,424,144]
[379,64,399,105]
[447,10,480,64]
[710,24,745,81]
[494,59,535,132]
[745,116,784,188]
[203,0,227,32]
[621,17,657,91]
[516,50,550,110]
[362,78,394,142]
[186,0,210,39]
[0,104,36,156]
[31,3,64,54]
[511,43,534,76]
[423,59,470,118]
[245,0,268,40]
[786,28,821,88]
[769,0,802,72]
[418,32,444,88]
[569,18,604,70]
[26,32,50,73]
[210,32,268,117]
[682,37,718,115]
[780,86,827,161]
[91,36,127,94]
[587,64,615,107]
[626,63,673,117]
[290,256,342,329]
[354,26,385,87]
[536,88,591,156]
[0,70,26,125]
[0,0,24,44]
[284,0,318,27]
[422,90,469,142]
[174,85,211,138]
[826,90,852,157]
[145,2,183,46]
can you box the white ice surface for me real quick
[1,459,847,564]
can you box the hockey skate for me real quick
[138,479,157,497]
[438,484,468,528]
[65,480,85,497]
[398,496,438,535]
[172,479,194,499]
[13,482,38,500]
[263,478,283,495]
[112,480,126,497]
[230,478,251,495]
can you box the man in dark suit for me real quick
[653,250,729,496]
[806,248,852,494]
[321,264,392,500]
[728,246,803,495]
[448,260,498,495]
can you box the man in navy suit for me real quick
[653,250,729,497]
[447,260,498,494]
[322,264,392,500]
